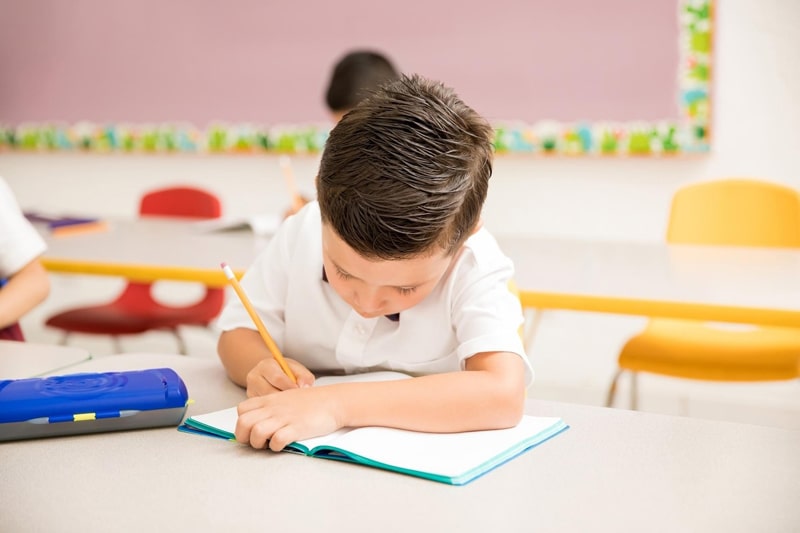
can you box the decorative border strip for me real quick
[0,0,711,156]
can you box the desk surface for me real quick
[0,340,91,379]
[41,217,269,287]
[2,354,798,533]
[40,218,800,326]
[500,236,800,326]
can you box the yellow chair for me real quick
[606,179,800,408]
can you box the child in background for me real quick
[217,74,530,451]
[324,50,400,122]
[283,50,400,218]
[0,177,50,341]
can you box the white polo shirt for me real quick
[0,177,46,278]
[216,202,531,382]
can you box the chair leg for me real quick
[630,372,639,411]
[171,328,188,355]
[111,335,123,354]
[605,369,623,407]
[523,308,544,353]
[58,332,71,346]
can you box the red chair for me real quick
[45,186,225,354]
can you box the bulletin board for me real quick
[0,0,712,156]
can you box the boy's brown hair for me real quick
[317,74,494,260]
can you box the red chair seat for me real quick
[45,187,225,354]
[45,284,225,335]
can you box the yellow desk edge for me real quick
[43,258,800,328]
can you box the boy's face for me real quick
[321,223,454,318]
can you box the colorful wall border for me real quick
[0,0,711,157]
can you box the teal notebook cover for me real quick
[181,407,568,486]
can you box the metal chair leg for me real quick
[111,335,123,354]
[630,372,639,410]
[172,328,188,355]
[523,308,544,353]
[59,332,71,346]
[606,368,623,407]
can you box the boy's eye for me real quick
[398,287,416,296]
[335,267,353,280]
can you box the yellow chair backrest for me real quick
[667,179,800,248]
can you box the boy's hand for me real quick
[235,387,341,451]
[245,357,315,398]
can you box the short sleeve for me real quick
[0,178,47,277]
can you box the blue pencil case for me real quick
[0,368,189,442]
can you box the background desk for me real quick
[0,339,91,379]
[40,217,269,287]
[41,221,800,326]
[2,354,797,532]
[497,236,800,328]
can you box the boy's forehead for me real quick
[321,223,451,283]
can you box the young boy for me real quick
[324,50,399,122]
[217,75,531,451]
[283,50,400,218]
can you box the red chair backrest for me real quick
[125,186,225,325]
[139,187,222,219]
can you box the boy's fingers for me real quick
[288,361,315,388]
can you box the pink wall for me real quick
[0,0,679,125]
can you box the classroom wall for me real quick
[0,0,680,124]
[2,1,799,426]
[2,1,799,241]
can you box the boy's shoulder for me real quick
[462,228,508,268]
[444,228,514,293]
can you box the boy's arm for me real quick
[0,259,50,328]
[337,350,526,429]
[236,350,526,450]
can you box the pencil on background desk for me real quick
[279,156,306,213]
[220,262,297,383]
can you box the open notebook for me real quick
[180,372,568,486]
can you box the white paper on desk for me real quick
[192,214,281,237]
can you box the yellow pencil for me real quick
[279,156,306,213]
[221,262,297,383]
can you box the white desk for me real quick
[2,354,798,532]
[0,340,91,379]
[497,236,800,327]
[40,217,269,287]
[41,220,800,327]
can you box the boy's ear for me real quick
[471,218,483,235]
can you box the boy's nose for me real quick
[354,289,384,315]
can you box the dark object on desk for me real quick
[24,212,108,236]
[43,186,225,354]
[0,368,189,442]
